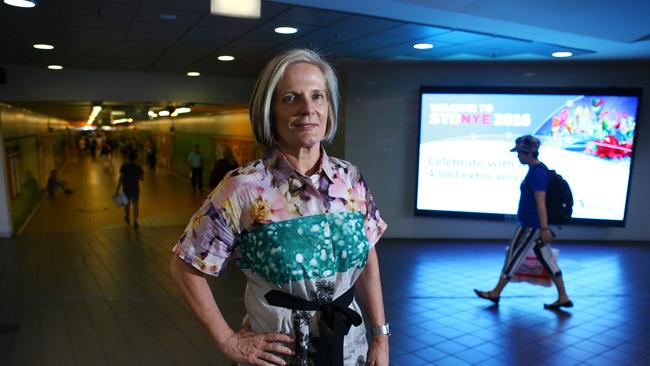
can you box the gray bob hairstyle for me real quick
[249,49,339,149]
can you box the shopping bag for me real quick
[113,192,129,207]
[510,247,560,287]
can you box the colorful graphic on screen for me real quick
[416,89,640,224]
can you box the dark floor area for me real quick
[1,157,649,365]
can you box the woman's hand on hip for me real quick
[367,335,389,366]
[222,321,294,366]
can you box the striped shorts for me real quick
[501,226,562,280]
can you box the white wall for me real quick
[341,61,650,241]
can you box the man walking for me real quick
[115,150,144,228]
[474,135,573,309]
[187,144,204,192]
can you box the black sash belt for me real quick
[264,287,362,366]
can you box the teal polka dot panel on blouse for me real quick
[236,212,369,285]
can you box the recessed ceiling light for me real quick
[160,14,177,21]
[186,71,200,77]
[33,43,54,50]
[47,65,63,70]
[552,51,573,58]
[3,0,36,8]
[218,55,235,61]
[275,26,298,34]
[413,43,434,50]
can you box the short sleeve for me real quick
[530,166,549,193]
[353,170,387,247]
[172,181,242,276]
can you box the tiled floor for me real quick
[1,156,650,365]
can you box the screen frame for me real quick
[414,86,643,227]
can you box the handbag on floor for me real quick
[113,192,129,207]
[511,247,559,287]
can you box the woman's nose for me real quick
[297,95,316,114]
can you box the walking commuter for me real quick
[208,146,238,189]
[187,144,204,192]
[115,150,144,229]
[474,135,573,309]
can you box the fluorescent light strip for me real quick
[218,55,235,61]
[47,65,63,70]
[112,118,133,124]
[210,0,261,18]
[187,71,200,77]
[171,107,191,117]
[87,106,102,125]
[33,43,54,50]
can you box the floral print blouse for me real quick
[173,148,387,366]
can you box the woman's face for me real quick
[272,62,328,151]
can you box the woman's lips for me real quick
[292,123,319,129]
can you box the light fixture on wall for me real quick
[3,0,36,8]
[210,0,260,18]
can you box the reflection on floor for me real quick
[1,157,650,365]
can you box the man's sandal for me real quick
[544,300,573,310]
[473,289,500,304]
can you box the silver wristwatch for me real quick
[370,323,391,336]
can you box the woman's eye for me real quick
[282,95,295,103]
[313,93,325,101]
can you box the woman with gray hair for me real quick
[170,49,390,365]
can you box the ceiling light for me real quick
[218,55,235,61]
[159,14,177,21]
[47,65,63,70]
[148,110,158,118]
[3,0,36,8]
[275,27,298,35]
[413,43,434,50]
[112,118,133,124]
[552,51,573,58]
[210,0,260,19]
[171,107,191,117]
[186,71,200,77]
[33,43,54,50]
[87,105,102,125]
[158,110,170,117]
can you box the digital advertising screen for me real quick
[415,87,642,226]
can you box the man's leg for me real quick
[124,203,130,224]
[133,201,139,228]
[534,243,571,305]
[476,226,538,301]
[191,168,197,190]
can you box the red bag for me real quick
[510,248,559,287]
